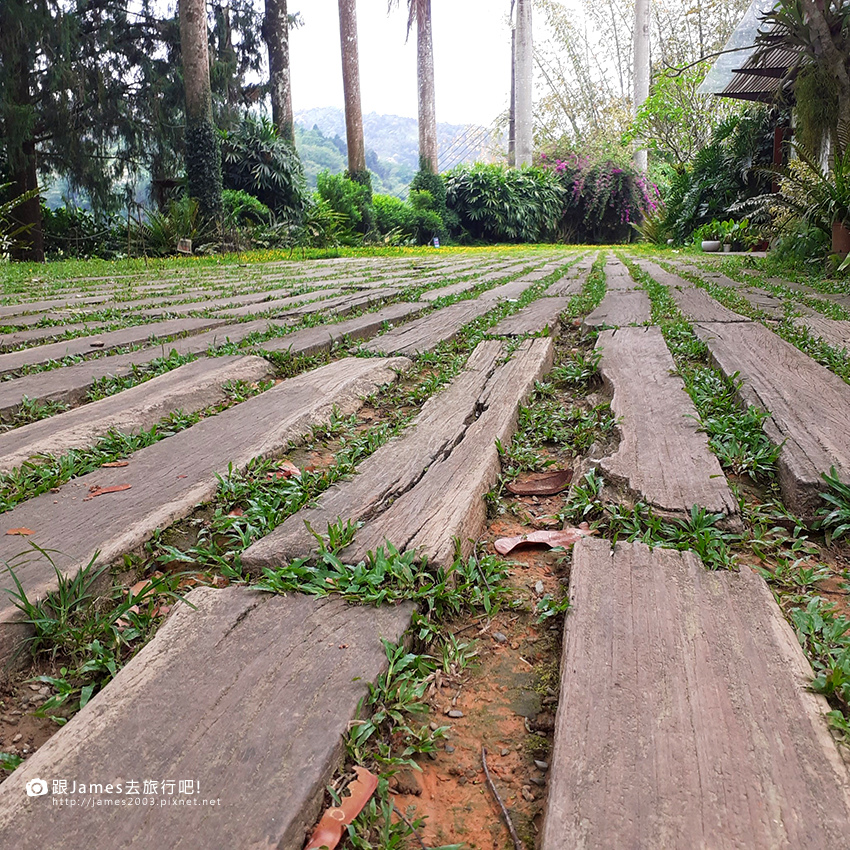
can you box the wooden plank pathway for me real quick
[542,538,850,849]
[694,320,850,519]
[0,589,414,850]
[0,357,408,668]
[596,327,738,521]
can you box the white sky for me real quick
[289,1,515,127]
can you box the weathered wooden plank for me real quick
[280,289,400,319]
[0,319,278,420]
[0,317,226,377]
[794,314,850,351]
[596,327,738,520]
[582,290,651,331]
[0,356,409,671]
[604,257,640,290]
[0,588,414,850]
[0,356,274,474]
[0,322,106,351]
[490,296,572,336]
[631,258,750,322]
[418,262,528,302]
[341,338,554,566]
[542,538,850,850]
[215,289,342,319]
[694,320,850,519]
[258,302,426,356]
[243,340,508,569]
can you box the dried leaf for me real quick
[5,528,34,536]
[227,507,244,517]
[266,460,300,480]
[101,461,129,468]
[84,483,132,501]
[506,469,573,496]
[494,524,597,556]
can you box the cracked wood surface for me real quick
[694,320,850,519]
[0,317,226,376]
[0,357,409,672]
[595,327,738,519]
[0,356,274,474]
[242,340,508,569]
[542,538,850,850]
[341,338,554,566]
[490,296,572,336]
[0,589,413,850]
[630,258,750,322]
[0,319,279,419]
[793,313,850,351]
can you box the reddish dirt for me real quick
[390,505,572,848]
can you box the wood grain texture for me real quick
[582,290,651,331]
[596,327,738,519]
[259,302,425,356]
[0,589,414,850]
[694,320,850,519]
[0,317,225,376]
[603,257,639,291]
[242,341,507,569]
[0,356,410,671]
[490,296,572,336]
[542,538,850,850]
[0,319,278,419]
[794,314,850,351]
[343,338,554,566]
[0,356,275,474]
[216,289,342,318]
[631,258,749,322]
[279,289,400,319]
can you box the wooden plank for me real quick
[215,290,342,319]
[0,322,107,351]
[583,290,651,331]
[279,288,400,319]
[418,262,527,302]
[542,538,850,850]
[490,296,572,336]
[631,258,750,322]
[0,319,278,420]
[243,340,508,568]
[794,314,850,351]
[596,327,738,520]
[0,356,409,670]
[0,356,274,474]
[341,338,554,566]
[363,300,487,355]
[0,588,414,850]
[694,320,850,519]
[604,257,639,290]
[0,317,226,377]
[258,302,426,356]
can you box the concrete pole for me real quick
[633,0,650,172]
[515,0,533,167]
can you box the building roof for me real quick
[698,0,800,102]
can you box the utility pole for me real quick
[514,0,532,167]
[633,0,650,172]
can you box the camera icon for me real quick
[25,778,49,797]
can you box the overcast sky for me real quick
[289,1,515,127]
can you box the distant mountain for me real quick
[295,107,500,176]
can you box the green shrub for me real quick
[316,171,374,242]
[41,204,124,259]
[373,194,415,235]
[220,116,307,220]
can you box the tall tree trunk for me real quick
[179,0,223,219]
[338,0,367,180]
[416,0,438,173]
[0,7,44,262]
[514,0,533,167]
[263,0,294,142]
[508,25,516,167]
[633,0,650,172]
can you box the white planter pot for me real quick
[701,240,721,252]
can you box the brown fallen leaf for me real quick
[304,766,378,850]
[494,523,597,556]
[5,528,34,536]
[266,459,300,480]
[101,461,129,468]
[84,483,132,501]
[227,507,244,517]
[506,469,573,496]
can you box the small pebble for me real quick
[521,786,536,802]
[28,685,40,693]
[445,744,455,754]
[535,580,545,595]
[11,733,22,743]
[493,632,508,644]
[446,709,464,719]
[501,748,510,757]
[530,776,547,787]
[429,721,439,731]
[427,751,438,761]
[534,760,549,771]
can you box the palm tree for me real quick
[390,1,438,173]
[514,0,533,167]
[263,0,294,142]
[179,0,223,218]
[338,0,368,181]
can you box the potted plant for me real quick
[695,220,722,252]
